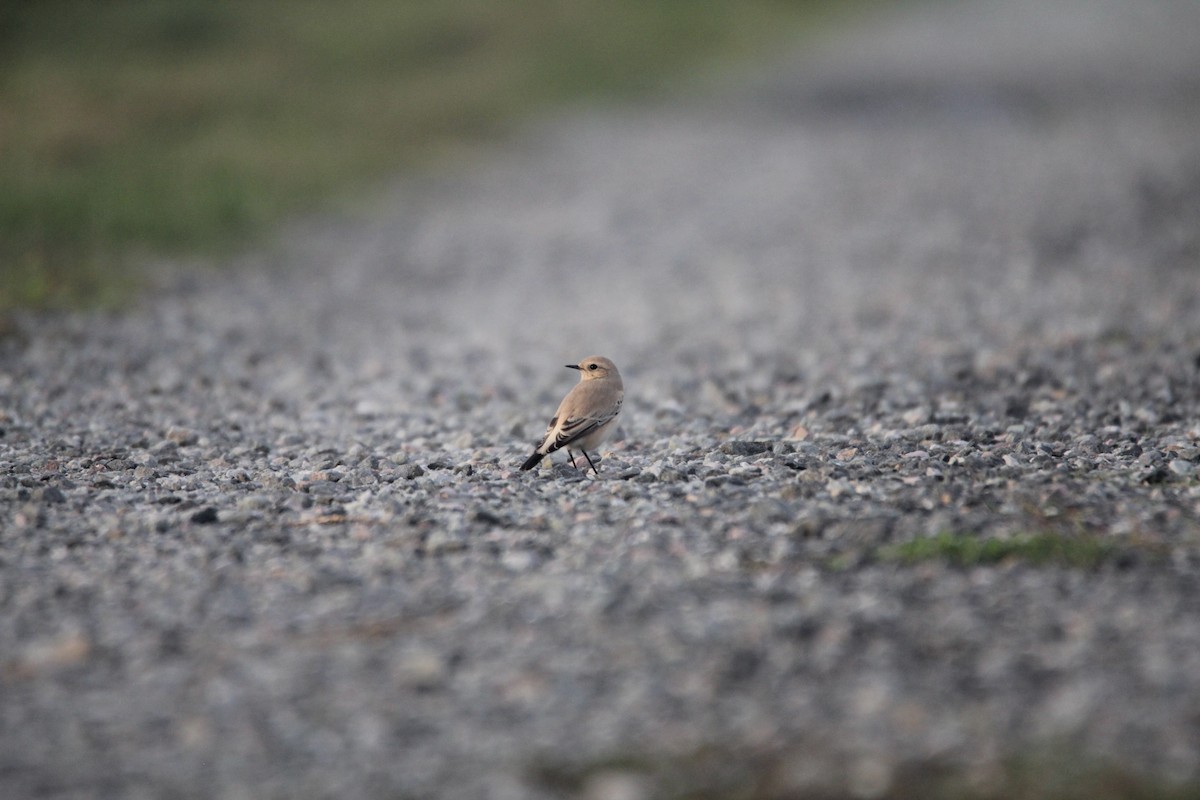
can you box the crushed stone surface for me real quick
[3,0,1200,797]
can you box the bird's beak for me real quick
[565,364,581,370]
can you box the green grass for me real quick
[880,531,1121,569]
[0,0,874,311]
[530,744,1200,800]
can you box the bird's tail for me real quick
[520,452,544,471]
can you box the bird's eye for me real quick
[588,363,598,370]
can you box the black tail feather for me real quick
[520,452,544,471]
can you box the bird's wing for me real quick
[545,395,622,453]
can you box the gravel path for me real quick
[4,1,1200,797]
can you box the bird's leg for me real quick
[568,451,577,468]
[581,450,599,475]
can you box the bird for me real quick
[520,356,624,474]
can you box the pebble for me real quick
[393,463,424,480]
[190,507,219,524]
[1169,459,1195,477]
[165,426,199,446]
[391,648,448,690]
[582,771,652,800]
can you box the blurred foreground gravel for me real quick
[4,1,1200,797]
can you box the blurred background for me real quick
[0,0,877,312]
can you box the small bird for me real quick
[520,356,624,474]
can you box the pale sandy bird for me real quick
[520,356,624,474]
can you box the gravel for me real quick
[4,0,1200,797]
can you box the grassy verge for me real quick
[530,744,1200,800]
[0,0,873,311]
[879,531,1124,569]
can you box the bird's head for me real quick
[567,355,619,381]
